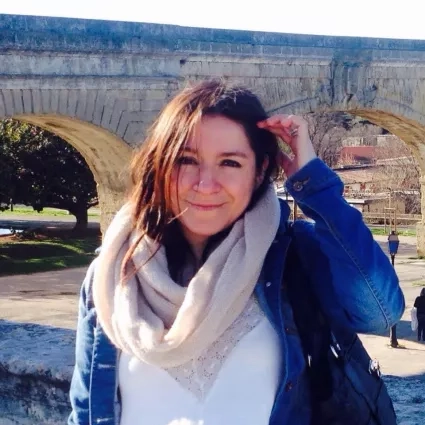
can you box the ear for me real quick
[255,156,269,188]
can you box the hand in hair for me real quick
[257,114,316,178]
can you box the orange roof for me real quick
[339,146,381,163]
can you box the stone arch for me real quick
[15,115,132,233]
[267,97,425,254]
[0,87,147,232]
[267,97,425,166]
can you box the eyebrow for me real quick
[183,147,248,159]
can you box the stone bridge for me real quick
[2,14,425,251]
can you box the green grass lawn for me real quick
[0,229,101,276]
[2,206,100,217]
[369,227,416,237]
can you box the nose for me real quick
[193,166,220,194]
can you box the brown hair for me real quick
[122,80,281,281]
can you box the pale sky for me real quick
[1,0,425,40]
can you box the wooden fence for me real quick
[362,212,422,224]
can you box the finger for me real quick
[257,116,290,129]
[258,114,289,125]
[260,125,294,146]
[259,114,307,130]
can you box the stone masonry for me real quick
[2,14,425,251]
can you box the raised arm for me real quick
[258,114,404,333]
[286,158,405,332]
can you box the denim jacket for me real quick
[68,158,405,425]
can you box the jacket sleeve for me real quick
[68,260,98,425]
[286,158,405,333]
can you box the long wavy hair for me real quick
[122,80,281,282]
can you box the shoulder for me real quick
[282,219,330,272]
[276,218,320,262]
[288,219,317,248]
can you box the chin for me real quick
[183,219,233,238]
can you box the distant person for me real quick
[414,288,425,341]
[68,80,404,425]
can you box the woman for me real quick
[69,80,404,425]
[414,288,425,341]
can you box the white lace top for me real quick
[118,296,282,425]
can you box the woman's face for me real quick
[170,114,264,249]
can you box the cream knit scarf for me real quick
[92,185,281,368]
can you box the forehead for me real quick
[186,114,252,152]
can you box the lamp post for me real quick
[282,187,297,220]
[388,230,400,348]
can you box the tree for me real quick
[373,137,421,214]
[0,119,98,230]
[303,112,383,167]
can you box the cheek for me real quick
[170,168,192,212]
[223,169,257,204]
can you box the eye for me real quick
[177,156,198,165]
[221,159,242,168]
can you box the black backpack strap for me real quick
[282,221,334,401]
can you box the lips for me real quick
[187,201,224,211]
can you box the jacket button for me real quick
[293,181,304,191]
[285,381,293,392]
[265,281,272,288]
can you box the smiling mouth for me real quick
[187,202,224,211]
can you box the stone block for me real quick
[40,90,50,113]
[31,89,42,114]
[198,41,212,53]
[67,89,79,117]
[126,99,141,111]
[108,99,127,132]
[143,90,168,101]
[141,99,166,112]
[116,110,130,137]
[230,62,261,77]
[75,90,87,120]
[22,89,32,113]
[262,45,283,56]
[230,44,254,55]
[92,91,106,126]
[12,89,24,114]
[123,121,144,144]
[1,89,14,116]
[50,90,59,113]
[180,61,203,75]
[101,105,114,128]
[210,42,231,54]
[127,111,146,122]
[203,61,233,76]
[58,89,69,115]
[174,39,201,52]
[84,90,97,122]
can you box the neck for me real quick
[188,238,208,267]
